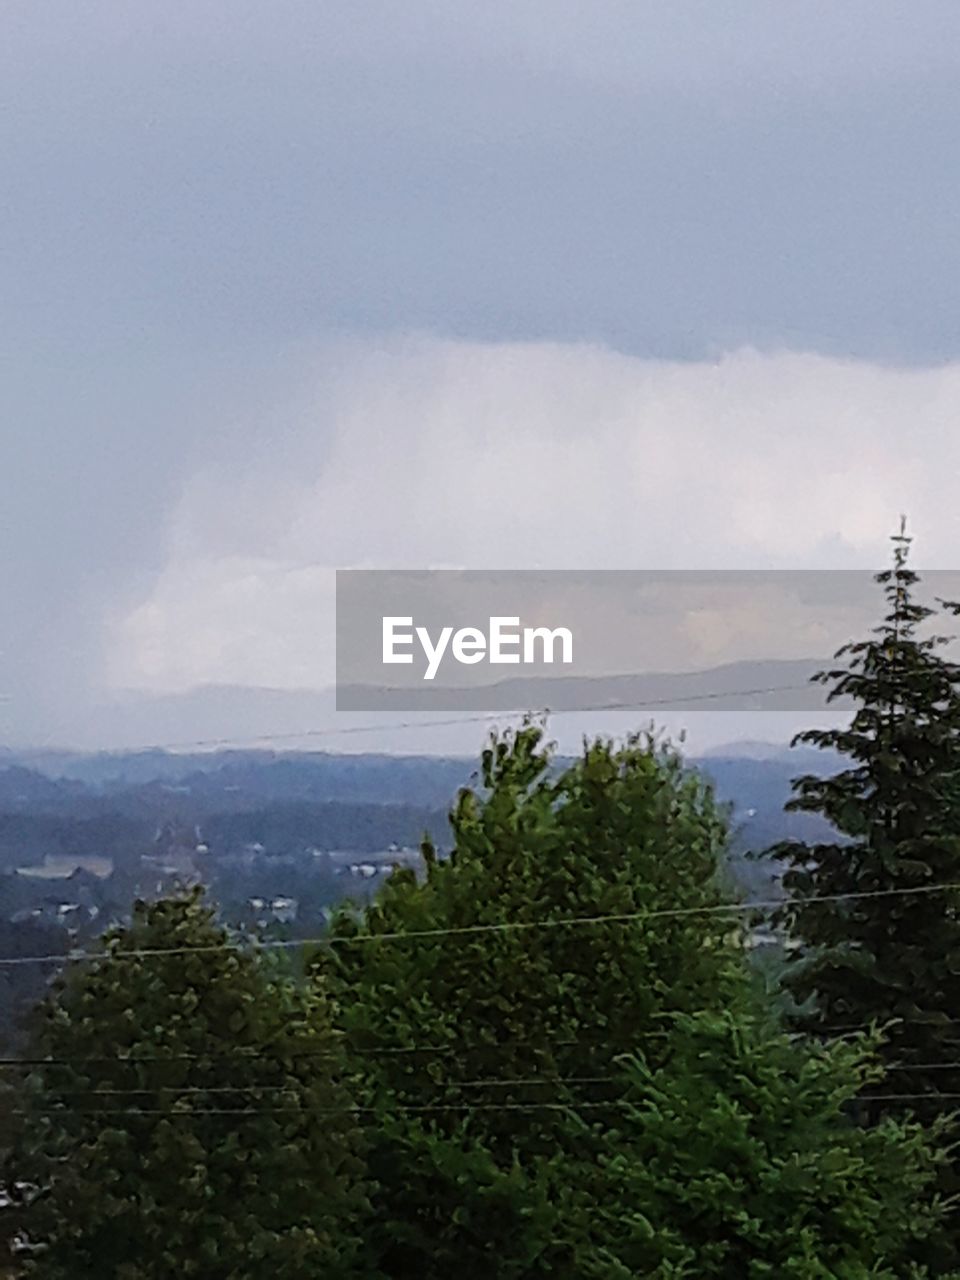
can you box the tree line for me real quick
[4,523,960,1276]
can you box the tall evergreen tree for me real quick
[772,521,960,1106]
[589,1011,952,1278]
[8,890,369,1280]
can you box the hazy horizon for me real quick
[3,658,846,759]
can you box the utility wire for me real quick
[26,1074,619,1099]
[8,1044,960,1082]
[34,1063,960,1101]
[14,1099,627,1119]
[0,1026,719,1074]
[15,1094,960,1121]
[9,1015,960,1073]
[2,879,959,969]
[79,681,814,754]
[864,1093,960,1103]
[0,1037,654,1071]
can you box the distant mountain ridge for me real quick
[4,656,846,755]
[338,657,838,712]
[0,740,840,867]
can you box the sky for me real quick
[3,1,960,750]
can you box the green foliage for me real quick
[771,523,960,1104]
[359,1113,559,1279]
[328,723,743,1093]
[4,708,955,1276]
[9,889,369,1279]
[588,1011,951,1279]
[321,724,753,1275]
[317,722,953,1276]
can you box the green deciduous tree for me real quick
[321,724,753,1276]
[321,721,953,1276]
[9,889,369,1280]
[329,724,742,1098]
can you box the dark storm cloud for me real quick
[3,0,960,360]
[1,0,959,740]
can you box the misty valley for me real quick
[0,743,835,1054]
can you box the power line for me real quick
[27,1074,619,1099]
[3,878,959,969]
[18,1092,960,1121]
[0,1036,660,1071]
[38,1062,960,1101]
[86,681,813,754]
[865,1093,960,1102]
[15,1099,627,1119]
[9,1040,960,1079]
[887,1063,960,1073]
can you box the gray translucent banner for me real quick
[335,569,960,712]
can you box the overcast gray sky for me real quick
[4,1,960,748]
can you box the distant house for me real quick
[246,896,299,927]
[325,847,423,878]
[271,896,298,924]
[16,854,113,880]
[142,821,200,881]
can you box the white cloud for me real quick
[108,337,960,692]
